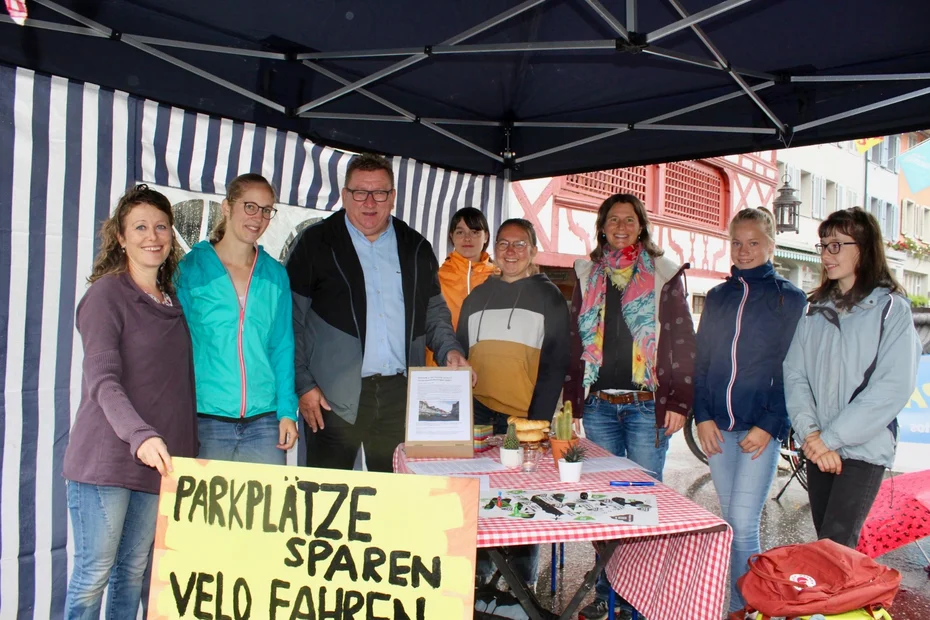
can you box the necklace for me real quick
[146,291,173,307]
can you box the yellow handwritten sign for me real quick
[148,458,478,620]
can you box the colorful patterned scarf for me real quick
[578,243,657,389]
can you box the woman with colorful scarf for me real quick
[564,193,696,620]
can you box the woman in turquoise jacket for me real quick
[176,173,298,464]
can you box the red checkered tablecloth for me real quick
[394,439,732,620]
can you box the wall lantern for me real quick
[773,173,801,234]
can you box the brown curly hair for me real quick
[88,184,181,295]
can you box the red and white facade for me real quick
[509,152,780,316]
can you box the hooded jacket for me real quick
[784,287,920,468]
[563,254,696,427]
[176,241,298,421]
[286,210,463,424]
[457,274,571,420]
[693,262,806,439]
[425,250,499,366]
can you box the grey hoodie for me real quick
[783,287,921,468]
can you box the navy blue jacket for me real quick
[693,262,806,439]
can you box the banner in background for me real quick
[149,458,479,619]
[855,137,883,153]
[899,138,930,194]
[894,355,930,473]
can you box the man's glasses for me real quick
[345,189,392,203]
[241,201,277,220]
[496,240,530,252]
[815,242,857,255]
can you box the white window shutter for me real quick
[820,177,827,219]
[893,202,900,239]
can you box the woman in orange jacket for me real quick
[426,207,499,366]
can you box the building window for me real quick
[799,170,812,217]
[663,161,725,228]
[866,136,900,171]
[812,175,827,220]
[563,166,650,205]
[692,293,706,315]
[905,271,926,297]
[889,135,900,172]
[903,199,916,236]
[846,187,860,209]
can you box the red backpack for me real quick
[736,539,901,617]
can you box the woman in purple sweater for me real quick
[63,185,198,619]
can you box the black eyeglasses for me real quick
[815,242,857,255]
[241,201,277,220]
[345,188,393,203]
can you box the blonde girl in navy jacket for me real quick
[175,174,298,465]
[693,207,806,617]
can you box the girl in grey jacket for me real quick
[784,207,921,549]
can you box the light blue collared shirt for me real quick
[345,217,407,378]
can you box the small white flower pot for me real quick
[500,447,523,468]
[558,459,583,483]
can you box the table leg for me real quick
[551,544,557,594]
[487,547,552,620]
[555,540,621,620]
[480,540,621,620]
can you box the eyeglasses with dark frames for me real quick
[240,201,277,220]
[345,188,392,203]
[815,241,857,255]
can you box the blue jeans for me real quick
[197,413,285,465]
[65,481,159,619]
[707,428,779,613]
[583,394,669,603]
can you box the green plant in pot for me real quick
[500,423,523,468]
[561,443,586,463]
[559,442,586,483]
[550,401,579,466]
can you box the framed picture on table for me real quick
[404,367,474,458]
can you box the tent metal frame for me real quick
[7,0,930,175]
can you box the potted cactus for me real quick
[500,423,523,468]
[549,401,579,466]
[558,443,586,483]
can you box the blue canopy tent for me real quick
[2,0,930,180]
[3,1,930,617]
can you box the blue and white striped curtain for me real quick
[0,63,506,619]
[136,100,507,260]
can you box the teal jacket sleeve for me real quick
[269,265,298,421]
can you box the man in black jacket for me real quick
[286,153,469,472]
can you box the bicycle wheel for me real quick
[784,434,808,491]
[684,413,708,465]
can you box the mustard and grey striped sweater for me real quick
[456,274,571,420]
